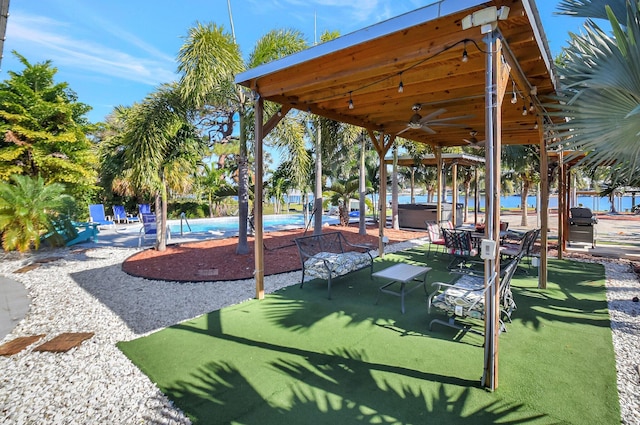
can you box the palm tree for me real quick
[196,163,233,217]
[552,0,640,176]
[0,175,72,252]
[122,84,208,251]
[177,23,308,254]
[502,145,540,226]
[325,177,369,226]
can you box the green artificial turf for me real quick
[118,246,620,424]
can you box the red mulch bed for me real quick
[122,224,427,282]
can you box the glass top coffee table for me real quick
[373,263,431,314]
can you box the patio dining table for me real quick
[455,225,509,248]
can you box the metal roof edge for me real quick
[235,0,485,87]
[522,0,559,90]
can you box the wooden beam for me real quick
[262,105,291,136]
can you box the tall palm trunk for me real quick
[313,125,323,235]
[236,112,250,254]
[520,180,530,226]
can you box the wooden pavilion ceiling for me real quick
[236,0,557,149]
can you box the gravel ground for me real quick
[0,239,638,424]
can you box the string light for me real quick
[510,81,518,104]
[522,105,527,116]
[534,122,539,129]
[304,38,490,107]
[529,101,534,112]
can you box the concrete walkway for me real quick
[0,276,30,340]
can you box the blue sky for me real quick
[1,1,589,124]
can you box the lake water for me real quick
[386,194,639,212]
[168,214,339,235]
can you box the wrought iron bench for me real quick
[427,258,519,336]
[294,231,374,299]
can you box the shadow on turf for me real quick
[158,334,547,424]
[116,245,618,424]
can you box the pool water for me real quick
[168,214,339,235]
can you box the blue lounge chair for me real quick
[112,205,140,224]
[138,213,170,247]
[138,204,151,217]
[89,204,115,228]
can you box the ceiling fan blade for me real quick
[463,138,485,148]
[426,114,475,124]
[419,108,447,123]
[430,123,470,128]
[420,125,437,134]
[396,127,410,136]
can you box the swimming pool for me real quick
[168,214,340,236]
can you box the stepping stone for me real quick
[0,335,45,356]
[33,332,94,353]
[34,257,64,264]
[14,264,41,273]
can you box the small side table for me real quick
[373,263,431,314]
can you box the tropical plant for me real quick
[551,0,640,176]
[195,163,235,217]
[0,52,98,205]
[0,174,72,252]
[96,106,136,205]
[325,177,371,226]
[177,23,308,254]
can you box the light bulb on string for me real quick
[511,81,518,104]
[348,92,354,110]
[462,41,468,63]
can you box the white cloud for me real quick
[6,12,176,86]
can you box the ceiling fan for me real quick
[463,131,486,149]
[397,104,473,136]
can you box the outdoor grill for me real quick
[568,207,598,248]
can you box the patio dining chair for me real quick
[442,228,479,272]
[425,221,446,258]
[88,204,115,228]
[500,228,540,273]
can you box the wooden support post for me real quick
[435,147,443,223]
[254,95,265,300]
[368,130,394,256]
[452,161,458,226]
[538,119,548,289]
[558,150,565,259]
